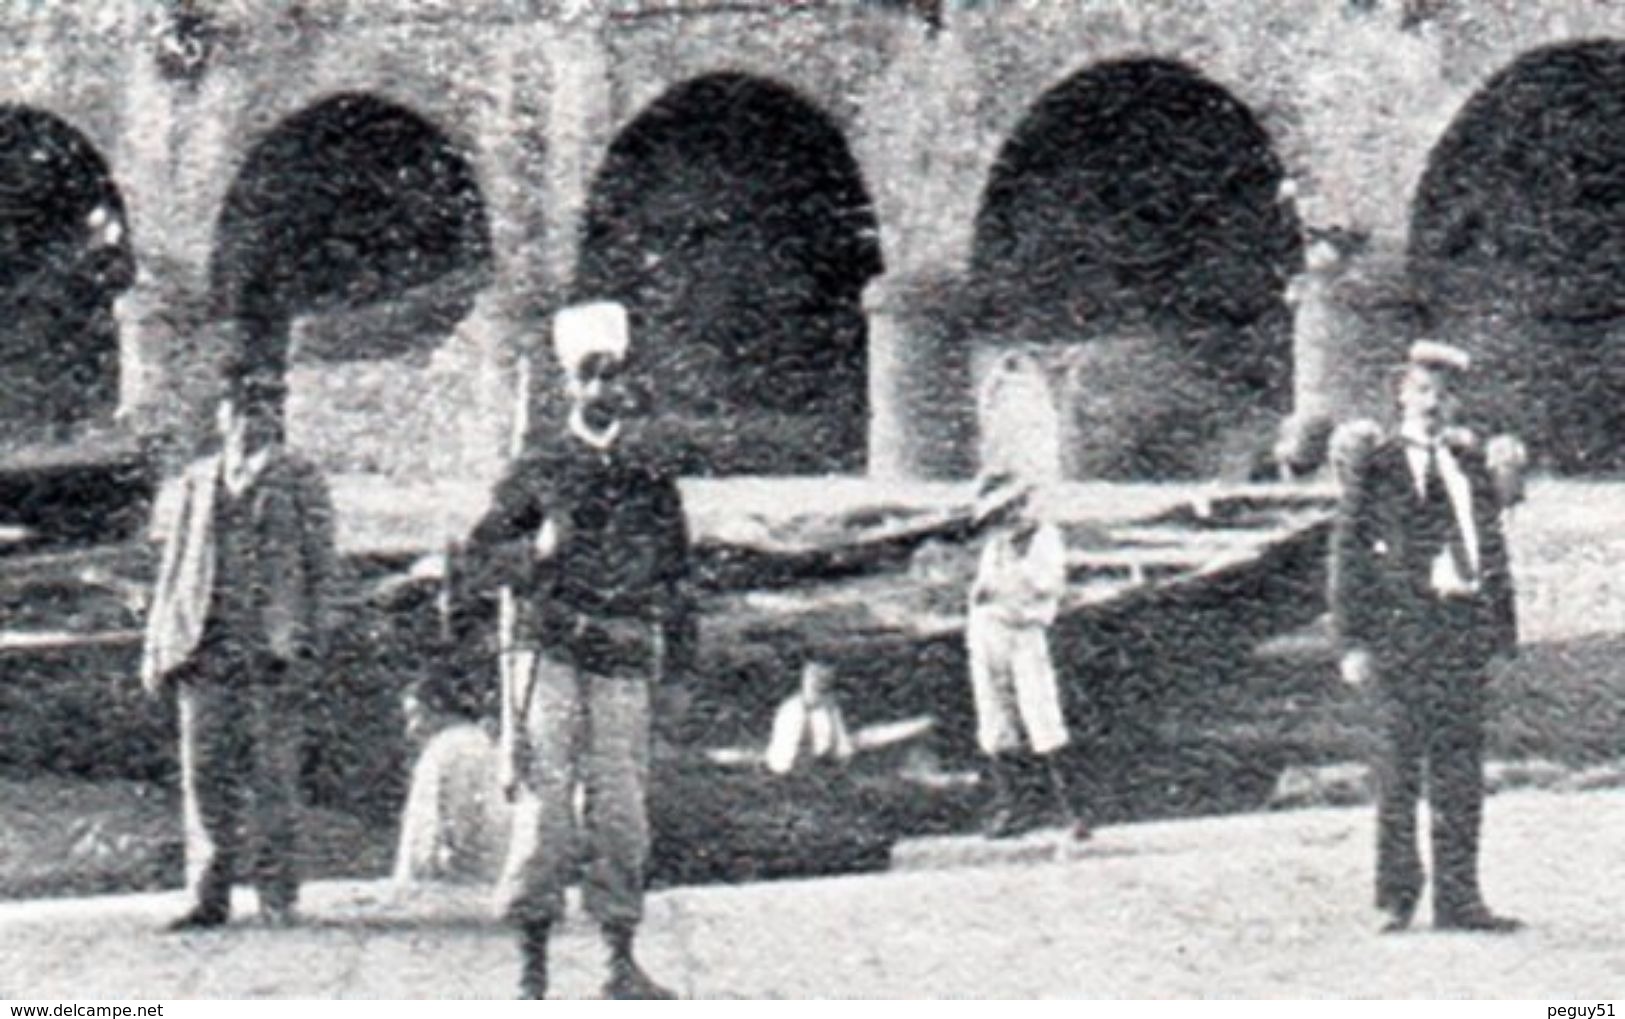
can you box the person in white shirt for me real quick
[393,677,512,885]
[966,472,1089,840]
[765,659,855,777]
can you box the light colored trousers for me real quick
[495,651,652,928]
[966,608,1069,756]
[178,677,303,914]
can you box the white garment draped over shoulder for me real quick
[977,356,1062,487]
[394,724,513,885]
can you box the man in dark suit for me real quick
[1329,340,1522,934]
[141,364,335,931]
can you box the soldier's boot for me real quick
[1041,752,1092,842]
[982,753,1029,839]
[602,923,676,1000]
[518,920,551,1000]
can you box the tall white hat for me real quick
[554,300,630,377]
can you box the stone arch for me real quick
[208,91,493,377]
[0,105,133,440]
[969,58,1303,480]
[1410,40,1625,473]
[575,72,885,476]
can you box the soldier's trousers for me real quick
[1370,656,1487,920]
[178,674,303,915]
[495,652,651,929]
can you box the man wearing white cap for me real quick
[1329,339,1522,934]
[965,471,1088,841]
[468,300,692,998]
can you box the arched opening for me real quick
[209,93,492,378]
[970,59,1302,480]
[1410,41,1625,473]
[575,73,884,475]
[0,106,132,441]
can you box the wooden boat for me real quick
[679,480,1339,778]
[1,449,1339,820]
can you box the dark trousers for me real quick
[177,667,303,915]
[1370,643,1487,920]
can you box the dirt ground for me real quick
[4,478,1623,996]
[2,788,1622,999]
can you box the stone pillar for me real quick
[425,15,599,479]
[450,287,523,484]
[1288,236,1346,425]
[114,264,213,443]
[502,11,613,440]
[864,269,974,480]
[110,8,220,454]
[534,10,614,297]
[112,1,265,458]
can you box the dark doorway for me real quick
[1410,41,1625,473]
[971,59,1302,479]
[0,106,133,439]
[576,73,884,475]
[209,93,492,376]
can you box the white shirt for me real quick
[568,408,620,452]
[970,522,1068,628]
[222,447,271,497]
[766,694,854,776]
[393,724,513,884]
[1400,421,1480,595]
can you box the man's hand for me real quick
[533,518,560,561]
[1486,434,1529,508]
[654,683,694,744]
[497,715,529,804]
[1340,648,1374,687]
[1484,653,1520,683]
[498,738,525,803]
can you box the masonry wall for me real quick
[3,0,1623,490]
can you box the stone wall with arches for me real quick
[7,0,1625,497]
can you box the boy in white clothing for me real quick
[766,659,855,777]
[966,472,1088,840]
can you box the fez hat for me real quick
[974,470,1033,526]
[554,300,630,378]
[1407,339,1472,375]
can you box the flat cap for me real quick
[1408,339,1471,374]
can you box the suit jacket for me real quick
[141,449,336,692]
[466,432,695,683]
[1328,430,1517,672]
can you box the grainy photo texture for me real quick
[1,0,1623,1000]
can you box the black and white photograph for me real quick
[1,0,1623,1001]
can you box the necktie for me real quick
[1419,445,1477,590]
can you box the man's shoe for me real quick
[164,907,228,933]
[1378,899,1417,934]
[261,903,298,928]
[1065,820,1093,843]
[519,958,548,1001]
[604,961,676,1000]
[983,806,1024,839]
[518,921,550,1000]
[983,806,1042,840]
[1436,907,1523,933]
